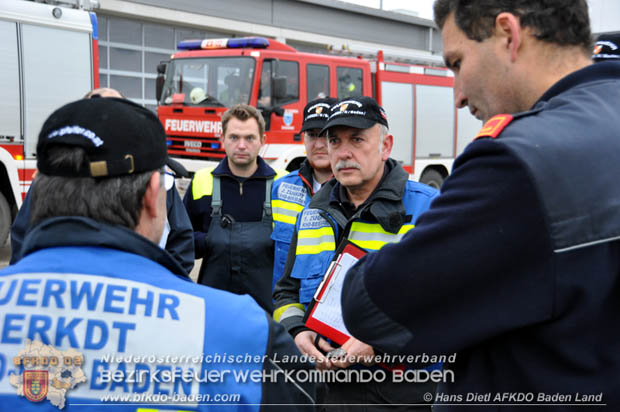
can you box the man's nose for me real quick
[336,143,352,159]
[314,137,327,149]
[454,79,468,109]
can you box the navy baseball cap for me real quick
[592,33,620,61]
[321,96,388,135]
[37,98,184,178]
[300,97,337,133]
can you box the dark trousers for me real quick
[317,380,436,412]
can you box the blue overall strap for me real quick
[211,175,222,217]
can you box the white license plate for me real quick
[184,140,202,148]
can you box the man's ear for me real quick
[142,171,162,218]
[381,133,393,161]
[495,12,522,62]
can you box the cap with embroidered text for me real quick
[321,96,388,135]
[300,97,337,133]
[37,98,182,178]
[592,33,620,61]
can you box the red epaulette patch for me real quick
[474,114,514,140]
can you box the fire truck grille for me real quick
[166,136,226,159]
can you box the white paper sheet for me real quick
[311,252,360,335]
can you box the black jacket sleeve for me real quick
[260,314,316,410]
[165,181,195,275]
[341,140,554,357]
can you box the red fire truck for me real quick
[0,0,99,245]
[156,37,481,188]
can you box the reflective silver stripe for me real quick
[554,234,620,253]
[348,231,406,244]
[272,206,299,218]
[297,234,335,246]
[280,306,305,321]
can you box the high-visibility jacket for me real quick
[292,178,437,304]
[271,159,316,290]
[273,159,438,329]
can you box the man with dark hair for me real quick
[0,98,315,409]
[270,97,336,290]
[10,88,195,275]
[184,104,283,312]
[341,1,620,410]
[274,96,438,410]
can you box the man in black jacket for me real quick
[341,1,620,410]
[184,104,281,312]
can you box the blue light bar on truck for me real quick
[177,37,270,50]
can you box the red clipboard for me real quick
[304,241,366,346]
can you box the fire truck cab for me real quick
[156,37,481,189]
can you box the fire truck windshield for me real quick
[160,57,255,107]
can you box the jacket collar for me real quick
[310,158,409,233]
[297,159,315,193]
[213,155,276,179]
[19,216,189,279]
[537,61,620,106]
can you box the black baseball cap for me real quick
[300,97,337,133]
[37,98,186,178]
[321,96,388,135]
[592,33,620,61]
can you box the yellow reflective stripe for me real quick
[273,303,305,322]
[348,223,415,251]
[350,222,415,235]
[349,239,388,250]
[298,226,334,239]
[297,226,336,255]
[297,242,336,255]
[272,200,305,213]
[275,169,288,180]
[272,200,305,224]
[192,168,214,200]
[273,213,297,225]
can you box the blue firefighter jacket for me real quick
[0,216,315,410]
[271,159,317,290]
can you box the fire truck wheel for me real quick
[0,192,11,246]
[420,169,444,190]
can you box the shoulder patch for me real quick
[277,182,308,205]
[299,208,330,230]
[474,114,514,140]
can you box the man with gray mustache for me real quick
[273,96,439,410]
